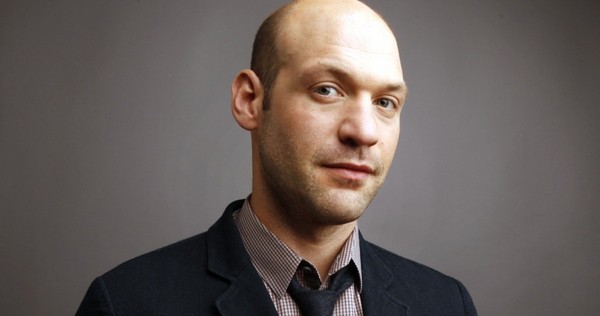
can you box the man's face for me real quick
[254,3,406,226]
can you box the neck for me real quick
[249,194,356,278]
[285,222,356,278]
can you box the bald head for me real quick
[251,0,401,109]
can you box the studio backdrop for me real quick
[1,0,598,315]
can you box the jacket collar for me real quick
[207,200,278,316]
[360,234,409,315]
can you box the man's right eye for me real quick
[312,85,341,97]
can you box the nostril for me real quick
[341,137,359,148]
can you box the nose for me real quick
[338,97,379,147]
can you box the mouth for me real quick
[322,162,375,182]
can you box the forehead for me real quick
[277,3,403,80]
[277,14,403,90]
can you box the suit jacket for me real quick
[76,200,477,315]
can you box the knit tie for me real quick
[287,263,356,316]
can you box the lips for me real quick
[322,162,375,181]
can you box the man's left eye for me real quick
[313,86,340,96]
[374,98,395,109]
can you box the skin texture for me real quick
[231,0,406,277]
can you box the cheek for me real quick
[285,111,333,143]
[380,124,400,159]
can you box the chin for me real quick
[311,190,374,225]
[327,210,365,225]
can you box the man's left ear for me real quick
[231,69,264,131]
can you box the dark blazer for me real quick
[76,200,477,315]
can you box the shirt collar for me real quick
[234,198,363,298]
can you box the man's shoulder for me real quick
[363,239,456,283]
[103,232,206,277]
[362,238,471,294]
[361,238,477,315]
[100,231,210,284]
[101,200,245,281]
[79,231,229,315]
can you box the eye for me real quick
[312,85,341,97]
[374,97,397,110]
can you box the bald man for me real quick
[76,1,477,315]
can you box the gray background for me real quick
[1,0,599,315]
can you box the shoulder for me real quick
[77,231,231,315]
[88,232,226,315]
[104,232,209,281]
[76,201,249,315]
[364,240,456,284]
[361,239,478,315]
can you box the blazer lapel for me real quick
[360,234,409,316]
[214,267,278,316]
[207,200,278,316]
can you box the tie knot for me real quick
[287,262,357,316]
[297,262,322,290]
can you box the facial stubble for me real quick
[257,114,388,228]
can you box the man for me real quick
[77,0,477,315]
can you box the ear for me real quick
[231,69,264,131]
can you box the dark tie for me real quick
[287,263,356,316]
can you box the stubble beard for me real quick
[258,132,386,228]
